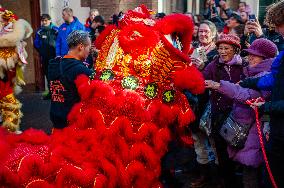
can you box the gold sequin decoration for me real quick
[105,37,119,69]
[151,42,175,83]
[134,54,152,77]
[0,47,17,60]
[96,30,120,71]
[0,93,22,132]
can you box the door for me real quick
[30,0,45,91]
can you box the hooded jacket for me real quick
[48,57,93,128]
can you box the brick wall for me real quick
[90,0,158,21]
[81,0,91,7]
[119,0,158,12]
[90,0,119,21]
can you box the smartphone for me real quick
[248,14,256,22]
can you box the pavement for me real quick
[18,90,53,134]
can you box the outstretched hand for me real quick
[205,80,220,90]
[246,97,265,109]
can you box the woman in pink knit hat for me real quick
[202,33,244,187]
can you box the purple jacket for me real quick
[217,58,273,167]
[203,56,244,114]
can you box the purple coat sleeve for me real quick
[217,80,270,103]
[202,61,214,80]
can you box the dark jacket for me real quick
[56,17,85,57]
[48,57,93,128]
[263,29,284,52]
[203,56,244,115]
[34,23,58,61]
[240,51,284,141]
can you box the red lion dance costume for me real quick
[0,5,204,187]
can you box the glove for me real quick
[239,77,260,90]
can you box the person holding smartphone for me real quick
[203,0,225,30]
[240,17,264,51]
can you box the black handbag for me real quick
[199,102,212,136]
[219,114,252,149]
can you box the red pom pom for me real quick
[118,24,159,58]
[155,14,194,55]
[171,67,205,94]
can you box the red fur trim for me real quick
[66,103,81,124]
[153,128,171,156]
[155,14,194,55]
[98,159,117,188]
[126,161,152,188]
[25,180,53,188]
[18,129,50,144]
[0,128,11,162]
[178,109,195,128]
[115,160,130,187]
[135,123,158,143]
[70,108,105,130]
[74,74,90,96]
[94,25,117,49]
[17,155,45,183]
[148,100,178,127]
[93,174,108,188]
[0,166,20,187]
[129,143,159,170]
[171,67,205,94]
[110,116,134,142]
[118,24,159,57]
[55,165,96,187]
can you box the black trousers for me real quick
[264,137,284,188]
[211,113,240,188]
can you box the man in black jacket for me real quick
[34,14,58,99]
[48,30,93,129]
[240,1,284,187]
